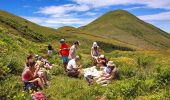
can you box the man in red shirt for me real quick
[59,39,70,72]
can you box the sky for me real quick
[0,0,170,33]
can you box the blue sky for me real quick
[0,0,170,33]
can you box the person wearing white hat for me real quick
[96,61,119,85]
[91,42,100,65]
[96,54,108,68]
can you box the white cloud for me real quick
[73,0,170,10]
[138,12,170,33]
[33,3,96,28]
[24,16,95,28]
[37,4,90,16]
[138,11,170,21]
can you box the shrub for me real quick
[156,65,170,85]
[105,79,140,99]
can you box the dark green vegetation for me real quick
[0,9,170,100]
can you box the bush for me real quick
[105,79,140,99]
[156,65,170,85]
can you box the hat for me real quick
[74,41,80,45]
[99,55,105,58]
[93,42,99,47]
[107,61,115,67]
[75,55,80,59]
[60,39,65,43]
[35,54,39,57]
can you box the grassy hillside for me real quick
[80,10,170,50]
[0,10,170,100]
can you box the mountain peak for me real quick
[80,10,170,50]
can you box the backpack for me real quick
[32,92,45,100]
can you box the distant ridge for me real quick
[79,10,170,50]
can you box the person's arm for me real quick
[69,48,74,58]
[27,69,37,79]
[91,48,93,57]
[72,61,82,70]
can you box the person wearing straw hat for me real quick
[96,61,119,85]
[91,42,100,65]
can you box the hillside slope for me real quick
[80,10,170,50]
[0,10,137,51]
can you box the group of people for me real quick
[21,38,119,92]
[59,39,119,85]
[21,54,53,90]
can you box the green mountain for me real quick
[80,10,170,50]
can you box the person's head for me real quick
[74,41,80,48]
[28,61,36,69]
[27,54,33,63]
[35,54,39,60]
[107,61,116,70]
[38,56,42,61]
[60,39,65,44]
[75,55,80,61]
[92,42,99,48]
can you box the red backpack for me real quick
[32,92,45,100]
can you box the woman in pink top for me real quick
[22,61,44,90]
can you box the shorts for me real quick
[48,50,53,55]
[62,56,69,63]
[67,69,79,77]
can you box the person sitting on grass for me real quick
[96,61,119,85]
[91,42,100,65]
[42,58,54,70]
[22,61,44,90]
[66,55,82,77]
[96,54,108,68]
[84,66,100,85]
[25,54,34,68]
[35,56,53,81]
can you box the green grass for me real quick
[0,9,170,100]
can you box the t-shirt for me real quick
[68,45,76,59]
[60,43,70,57]
[67,59,77,70]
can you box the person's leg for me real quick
[38,71,48,85]
[96,77,105,84]
[86,75,93,85]
[73,71,80,77]
[62,57,69,73]
[29,78,44,90]
[63,62,68,72]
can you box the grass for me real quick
[0,9,170,100]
